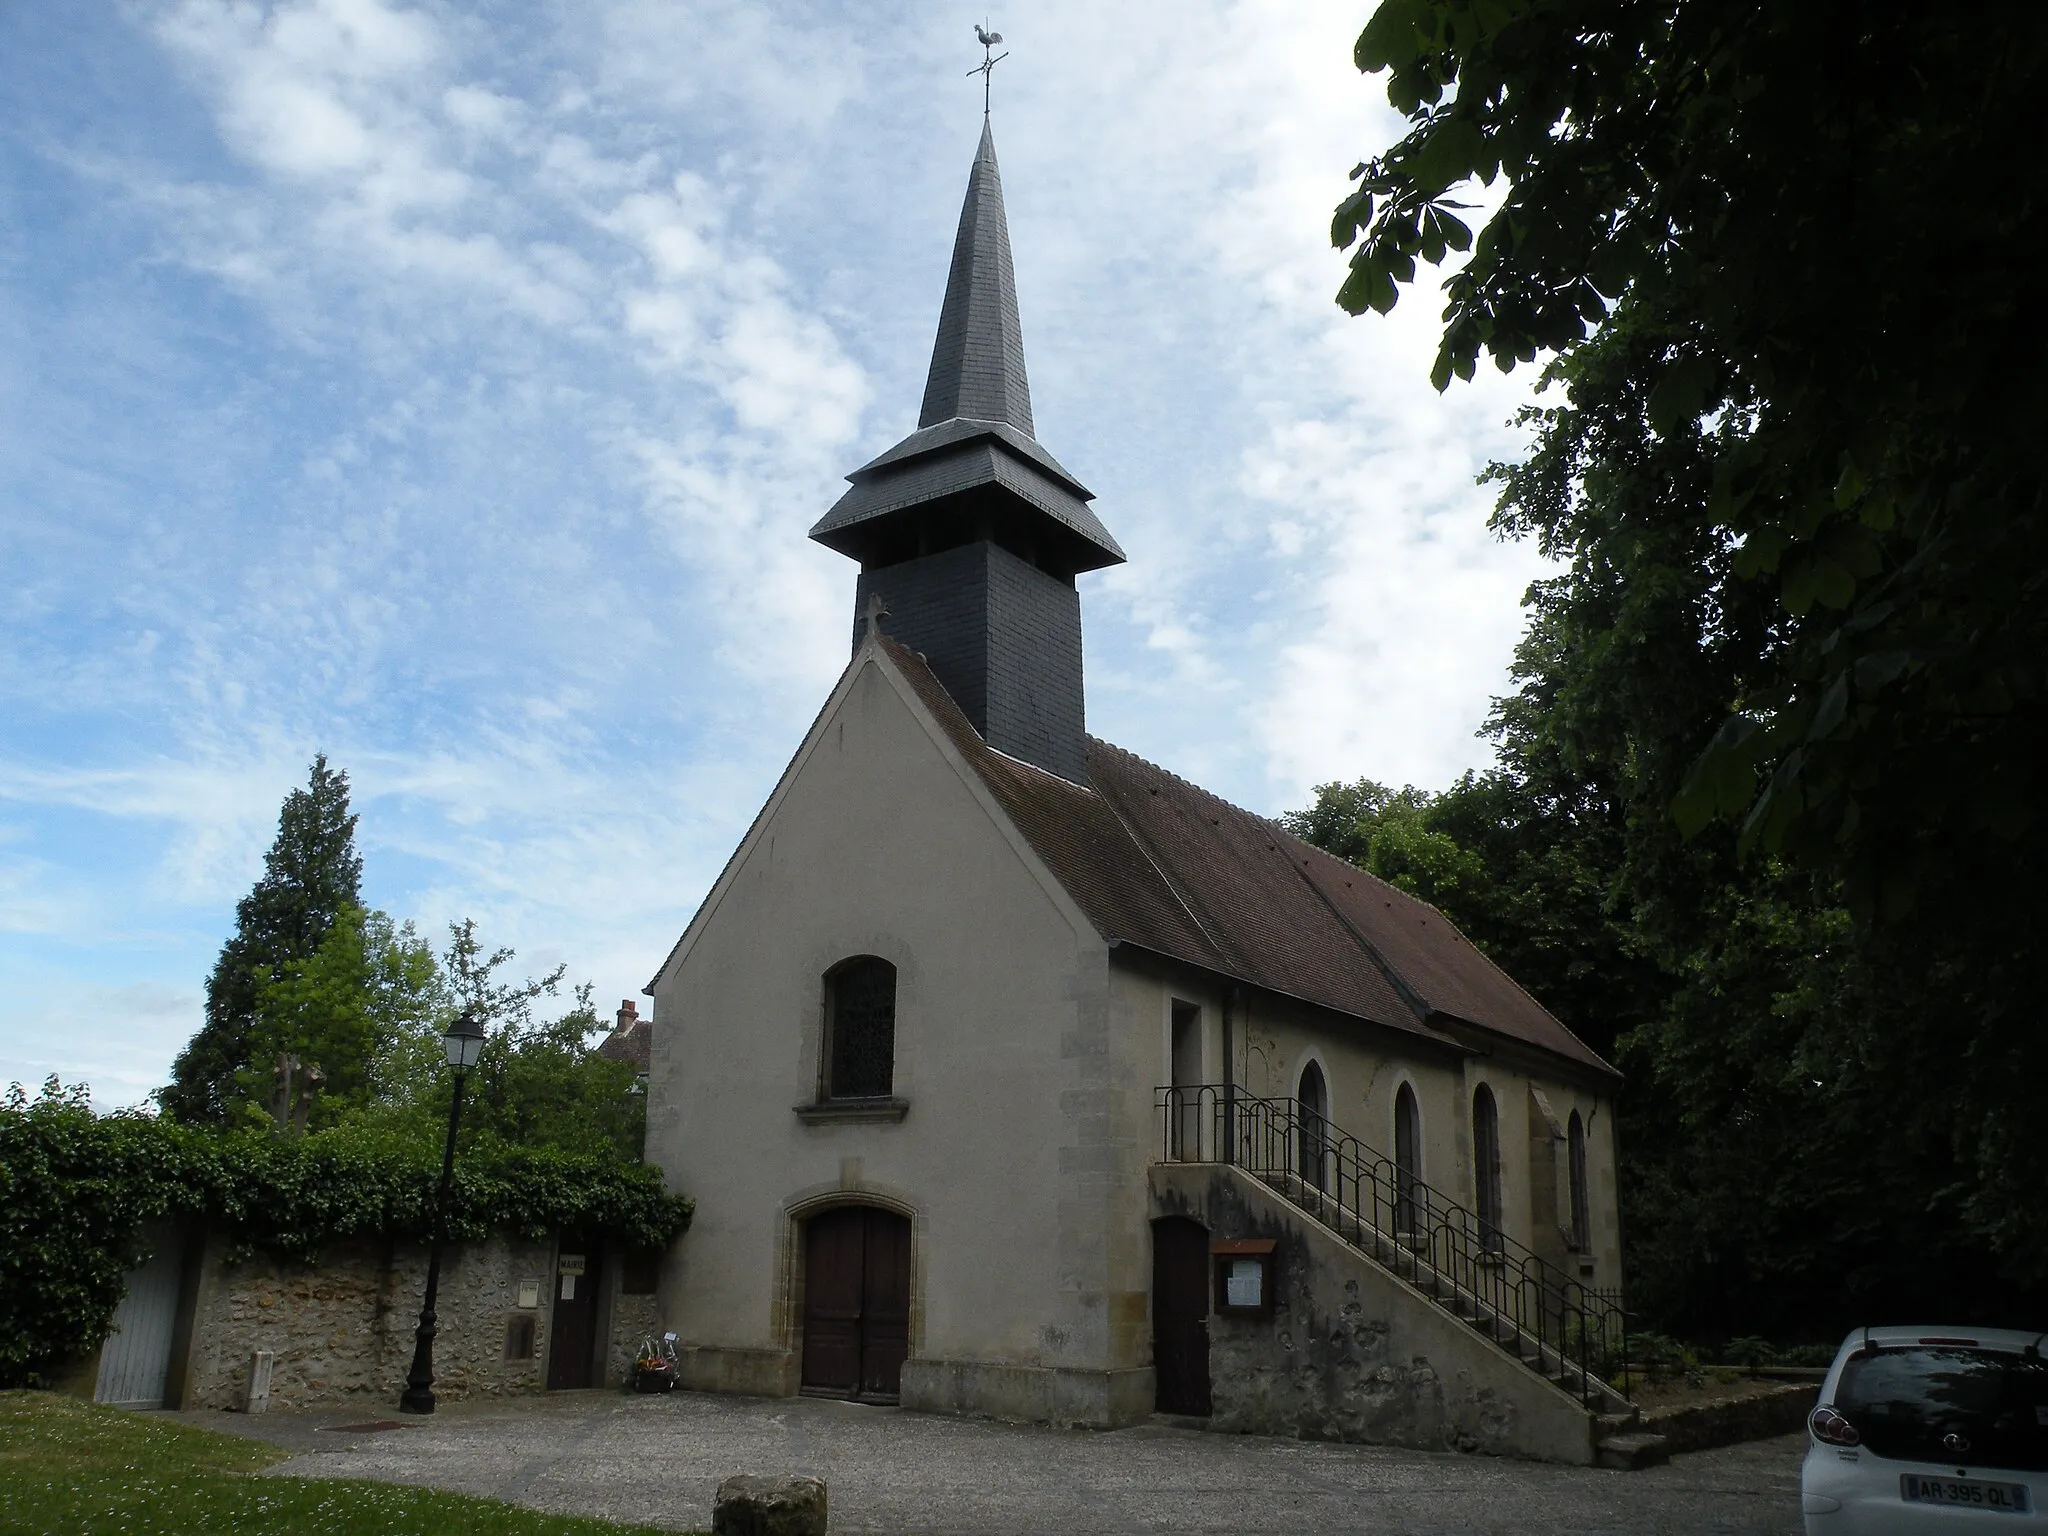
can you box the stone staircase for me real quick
[1159,1087,1665,1468]
[1256,1163,1664,1467]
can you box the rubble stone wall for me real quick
[606,1289,663,1387]
[175,1231,643,1411]
[1644,1382,1818,1455]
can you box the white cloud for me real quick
[1243,403,1534,792]
[0,855,95,938]
[1031,0,1549,800]
[4,1,1554,1097]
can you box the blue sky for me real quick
[0,1,1548,1106]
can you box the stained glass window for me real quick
[827,957,896,1099]
[1394,1083,1422,1235]
[1473,1084,1504,1252]
[1567,1110,1591,1252]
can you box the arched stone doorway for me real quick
[800,1204,911,1402]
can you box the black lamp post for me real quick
[399,1009,487,1415]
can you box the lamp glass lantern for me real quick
[443,1011,486,1071]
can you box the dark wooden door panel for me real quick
[1152,1216,1211,1416]
[859,1209,911,1400]
[801,1207,867,1395]
[546,1235,602,1390]
[801,1205,913,1402]
[801,1317,861,1394]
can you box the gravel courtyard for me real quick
[181,1389,1807,1536]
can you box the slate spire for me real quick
[918,121,1033,436]
[809,126,1122,578]
[809,124,1124,786]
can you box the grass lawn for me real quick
[0,1391,681,1535]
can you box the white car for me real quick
[1803,1325,2047,1532]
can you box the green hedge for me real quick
[0,1087,693,1389]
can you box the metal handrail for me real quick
[1157,1083,1632,1410]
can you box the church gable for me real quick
[882,636,1216,970]
[648,638,1097,997]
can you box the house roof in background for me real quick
[597,1016,652,1073]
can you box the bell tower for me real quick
[808,123,1123,785]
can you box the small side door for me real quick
[1151,1216,1212,1416]
[546,1234,603,1390]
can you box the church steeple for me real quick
[809,124,1121,581]
[918,121,1033,436]
[809,124,1122,784]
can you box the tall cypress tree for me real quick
[159,755,363,1124]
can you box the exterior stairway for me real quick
[1157,1086,1661,1466]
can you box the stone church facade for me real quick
[643,125,1633,1462]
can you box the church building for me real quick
[643,124,1637,1464]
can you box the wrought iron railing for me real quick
[1157,1084,1632,1411]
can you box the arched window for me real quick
[1472,1083,1504,1252]
[1394,1082,1422,1235]
[823,957,896,1099]
[1297,1061,1328,1192]
[1567,1110,1591,1253]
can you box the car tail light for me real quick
[1811,1406,1861,1446]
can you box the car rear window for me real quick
[1836,1347,2048,1471]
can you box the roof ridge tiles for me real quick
[1087,735,1311,836]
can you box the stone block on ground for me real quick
[1596,1432,1671,1471]
[712,1474,827,1536]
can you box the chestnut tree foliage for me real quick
[1314,1,2048,1338]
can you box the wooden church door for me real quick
[1151,1216,1212,1415]
[801,1206,911,1402]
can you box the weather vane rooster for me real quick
[970,22,1008,117]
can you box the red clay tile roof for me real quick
[885,638,1615,1079]
[597,1019,652,1073]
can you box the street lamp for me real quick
[399,1009,487,1415]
